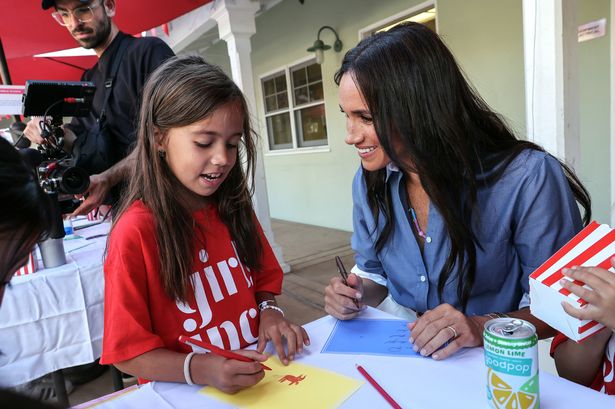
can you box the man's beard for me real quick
[72,16,112,49]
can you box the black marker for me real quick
[335,256,360,309]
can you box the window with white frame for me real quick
[262,59,328,151]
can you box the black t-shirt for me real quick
[66,32,174,171]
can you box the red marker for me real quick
[356,364,402,409]
[179,335,271,371]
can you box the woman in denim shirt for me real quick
[324,23,591,360]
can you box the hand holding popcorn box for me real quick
[529,221,615,342]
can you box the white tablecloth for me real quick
[80,308,614,409]
[0,222,110,387]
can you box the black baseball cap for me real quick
[42,0,89,10]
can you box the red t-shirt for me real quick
[551,331,615,394]
[100,201,283,366]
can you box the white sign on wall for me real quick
[578,18,607,43]
[0,85,25,115]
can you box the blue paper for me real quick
[321,318,420,356]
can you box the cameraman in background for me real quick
[24,0,174,216]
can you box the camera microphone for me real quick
[63,97,85,104]
[14,137,31,149]
[10,121,31,148]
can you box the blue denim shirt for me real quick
[351,149,583,315]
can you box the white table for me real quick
[77,308,614,409]
[0,222,109,388]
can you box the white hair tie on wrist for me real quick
[184,352,196,385]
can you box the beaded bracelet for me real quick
[261,304,285,316]
[258,300,276,310]
[259,303,285,317]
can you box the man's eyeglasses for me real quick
[51,2,101,27]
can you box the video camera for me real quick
[21,80,95,214]
[18,80,96,268]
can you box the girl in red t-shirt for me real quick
[100,55,309,393]
[551,257,615,395]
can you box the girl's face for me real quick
[338,73,390,171]
[160,100,244,208]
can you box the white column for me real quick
[211,0,290,272]
[522,0,580,168]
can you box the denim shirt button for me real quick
[420,275,426,282]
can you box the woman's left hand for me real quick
[408,303,486,360]
[256,309,310,365]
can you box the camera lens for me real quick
[59,166,90,194]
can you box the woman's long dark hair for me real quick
[0,137,50,280]
[111,55,262,302]
[335,22,591,310]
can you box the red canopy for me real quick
[0,0,212,84]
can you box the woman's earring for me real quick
[158,150,166,159]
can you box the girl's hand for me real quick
[408,303,485,360]
[257,309,310,365]
[193,350,267,394]
[324,273,365,320]
[560,257,615,330]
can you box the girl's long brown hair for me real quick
[111,55,261,302]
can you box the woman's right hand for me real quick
[324,273,365,320]
[193,350,267,394]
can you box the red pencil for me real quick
[356,364,402,409]
[179,335,271,370]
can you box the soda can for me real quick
[484,318,539,409]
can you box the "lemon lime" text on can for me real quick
[484,318,539,409]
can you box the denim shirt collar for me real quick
[385,162,402,183]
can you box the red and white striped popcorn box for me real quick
[529,221,615,342]
[13,250,38,277]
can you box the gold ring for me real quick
[446,325,458,339]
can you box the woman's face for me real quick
[338,73,390,171]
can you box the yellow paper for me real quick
[200,358,362,409]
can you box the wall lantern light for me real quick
[306,25,343,64]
